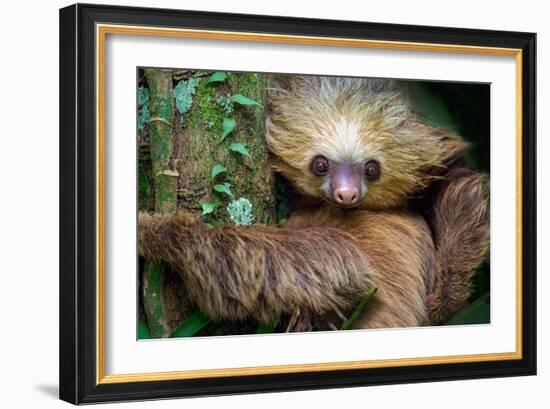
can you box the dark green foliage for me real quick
[397,81,456,131]
[424,82,491,173]
[446,293,490,325]
[341,288,378,330]
[471,253,490,300]
[256,322,277,334]
[275,175,291,222]
[138,320,151,339]
[170,311,212,337]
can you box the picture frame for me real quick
[59,3,536,404]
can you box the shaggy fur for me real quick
[139,211,374,323]
[425,167,490,324]
[266,76,465,209]
[138,75,489,329]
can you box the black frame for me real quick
[59,3,537,404]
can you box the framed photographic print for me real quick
[59,3,536,404]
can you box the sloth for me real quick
[139,75,489,330]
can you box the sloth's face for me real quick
[270,116,443,210]
[309,155,380,208]
[265,78,448,210]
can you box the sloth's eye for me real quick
[311,156,329,176]
[365,160,380,180]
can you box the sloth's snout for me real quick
[333,186,360,206]
[330,163,362,206]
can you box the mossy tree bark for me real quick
[140,70,276,337]
[173,72,275,226]
[142,69,177,338]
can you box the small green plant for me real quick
[229,143,250,157]
[230,94,262,108]
[206,72,227,85]
[137,86,150,130]
[210,164,227,180]
[227,198,254,226]
[199,80,261,222]
[200,202,215,216]
[213,182,233,198]
[221,118,236,141]
[341,288,378,330]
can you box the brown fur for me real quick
[425,168,490,324]
[139,76,489,329]
[139,211,374,323]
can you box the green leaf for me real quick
[446,293,490,325]
[229,143,250,157]
[206,72,227,84]
[230,94,262,108]
[170,310,212,337]
[200,202,215,216]
[221,118,236,141]
[341,288,378,330]
[138,320,151,339]
[210,164,227,180]
[213,183,233,197]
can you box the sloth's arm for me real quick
[139,211,373,323]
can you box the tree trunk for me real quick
[173,72,275,226]
[139,70,276,338]
[141,69,177,338]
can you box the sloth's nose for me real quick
[334,187,359,205]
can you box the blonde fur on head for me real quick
[266,75,465,209]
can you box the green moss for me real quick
[175,72,275,227]
[155,171,178,214]
[145,69,174,173]
[143,69,177,339]
[138,146,153,211]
